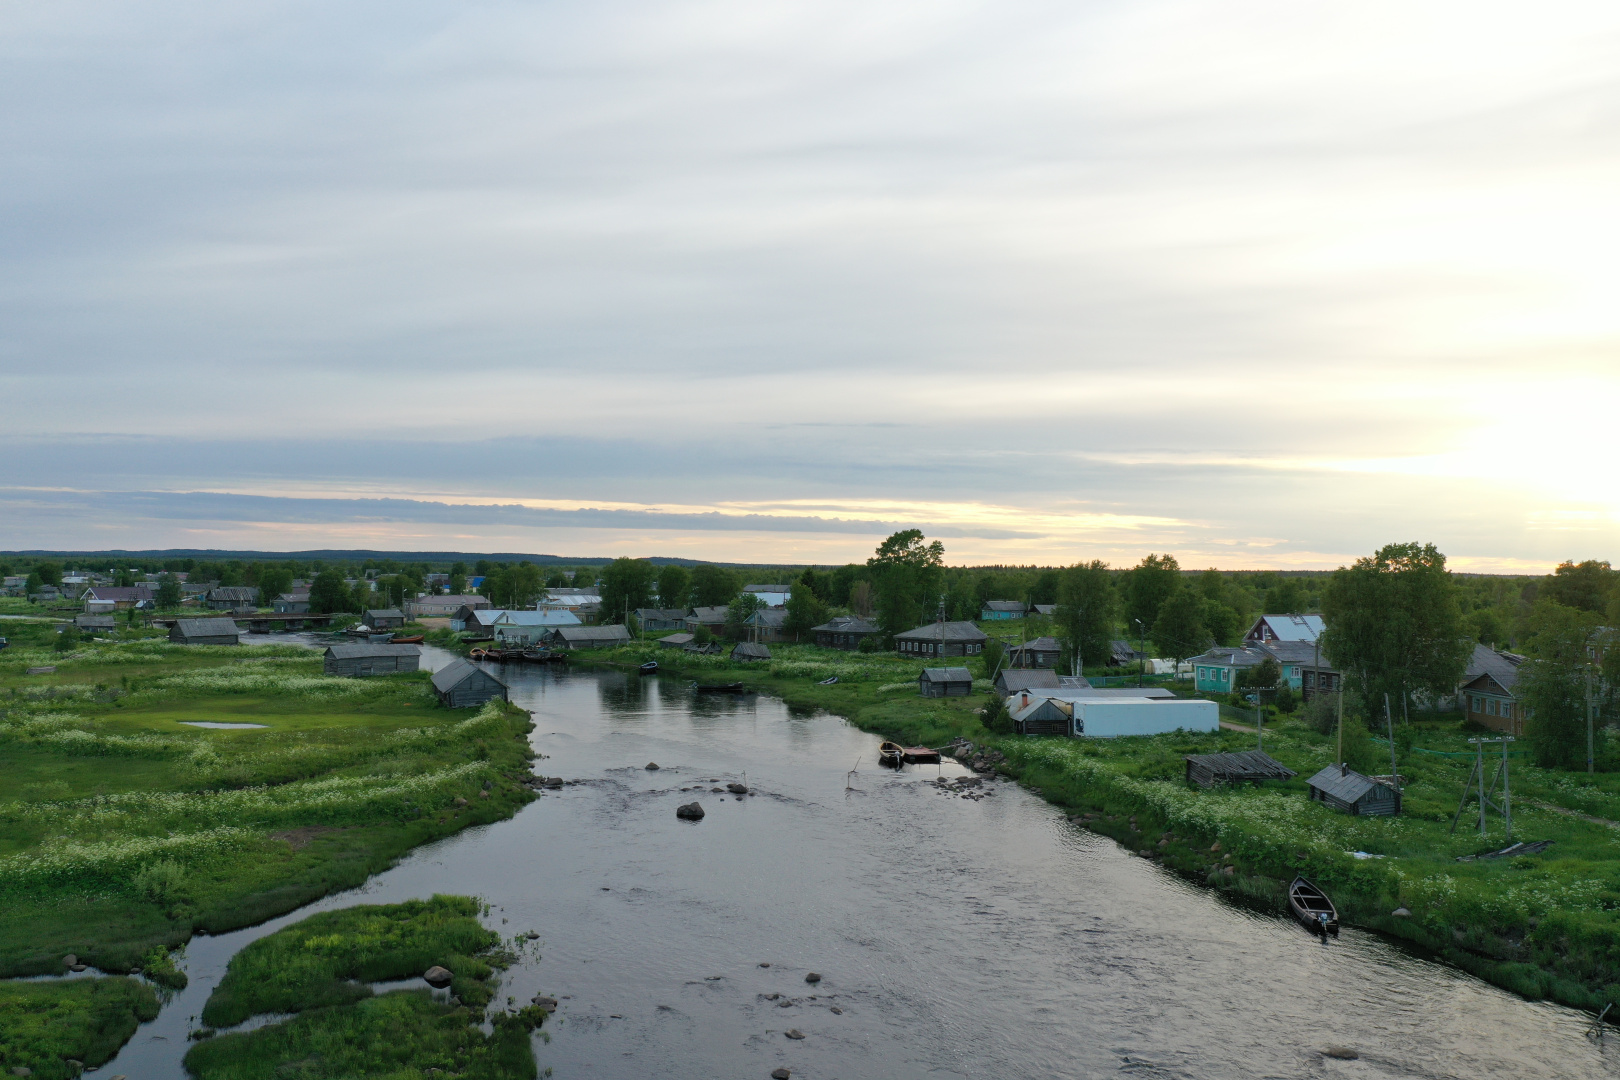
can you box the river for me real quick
[98,648,1619,1079]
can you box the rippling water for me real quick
[100,655,1620,1078]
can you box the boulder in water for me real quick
[645,762,660,770]
[423,966,454,988]
[1322,1047,1358,1060]
[676,802,705,820]
[727,782,748,794]
[772,1070,792,1080]
[803,972,821,984]
[784,1028,805,1040]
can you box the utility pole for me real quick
[1134,619,1145,688]
[1336,687,1344,766]
[1384,693,1400,793]
[1451,735,1514,840]
[1589,666,1597,775]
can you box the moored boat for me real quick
[693,681,747,693]
[878,741,906,767]
[639,661,659,674]
[1288,877,1339,937]
[902,746,941,764]
[389,634,425,644]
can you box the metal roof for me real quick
[325,644,421,659]
[634,609,690,621]
[490,609,581,626]
[1461,643,1524,694]
[897,621,988,643]
[921,666,974,683]
[747,608,787,628]
[363,608,404,620]
[552,625,632,644]
[1306,764,1388,804]
[811,615,879,634]
[996,669,1060,693]
[732,642,772,660]
[981,600,1027,613]
[1248,614,1325,642]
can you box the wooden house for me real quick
[1006,635,1061,669]
[634,608,690,632]
[895,621,987,658]
[74,614,116,634]
[489,610,581,646]
[1457,643,1526,735]
[980,600,1026,621]
[1009,693,1072,735]
[1030,604,1057,617]
[169,618,241,646]
[82,586,153,613]
[995,668,1061,697]
[919,667,974,698]
[547,625,632,650]
[685,607,728,633]
[406,595,487,619]
[431,659,507,708]
[273,591,311,614]
[731,642,772,662]
[1184,751,1296,789]
[744,608,788,642]
[324,643,421,677]
[1108,640,1144,667]
[811,615,881,651]
[1306,764,1400,816]
[206,586,260,612]
[363,608,405,630]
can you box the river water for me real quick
[97,649,1620,1079]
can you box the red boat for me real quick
[903,746,941,764]
[390,635,425,644]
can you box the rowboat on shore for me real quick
[902,746,941,764]
[389,635,425,645]
[878,741,905,768]
[1288,877,1339,937]
[639,661,659,674]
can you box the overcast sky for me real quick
[3,1,1617,569]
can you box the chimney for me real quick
[1339,763,1347,776]
[1021,693,1029,708]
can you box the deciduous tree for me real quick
[868,530,944,640]
[1124,554,1180,634]
[1054,560,1115,674]
[657,565,692,610]
[690,565,738,608]
[598,558,657,624]
[309,570,357,615]
[1151,589,1212,662]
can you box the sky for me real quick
[3,0,1618,571]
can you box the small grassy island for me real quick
[184,896,546,1080]
[0,618,536,1077]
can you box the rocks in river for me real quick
[676,802,705,820]
[772,1069,792,1079]
[710,787,726,793]
[763,993,780,1000]
[544,777,563,789]
[70,963,87,972]
[727,782,748,794]
[803,972,821,984]
[63,954,77,968]
[1392,907,1412,918]
[829,1006,843,1014]
[758,962,771,968]
[645,762,660,770]
[532,996,559,1010]
[777,999,793,1007]
[423,966,454,988]
[1322,1047,1358,1060]
[784,1028,805,1040]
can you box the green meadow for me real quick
[0,619,536,1076]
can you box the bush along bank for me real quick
[571,641,1620,1017]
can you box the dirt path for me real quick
[1522,799,1620,829]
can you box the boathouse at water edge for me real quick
[546,625,633,650]
[431,659,508,708]
[324,643,422,677]
[361,608,405,630]
[919,667,974,698]
[1306,764,1401,816]
[169,618,242,646]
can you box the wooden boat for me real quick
[878,741,906,768]
[818,676,838,685]
[693,681,747,693]
[902,746,941,765]
[639,661,659,674]
[389,634,424,645]
[1288,877,1339,937]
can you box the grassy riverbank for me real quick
[562,639,1620,1015]
[185,896,547,1080]
[0,621,537,1073]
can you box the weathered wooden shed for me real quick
[1007,636,1062,669]
[362,609,405,630]
[1009,694,1072,735]
[431,659,508,708]
[658,633,695,649]
[547,625,632,650]
[1185,750,1297,789]
[919,667,974,698]
[324,643,422,677]
[1306,764,1401,816]
[74,614,116,634]
[169,617,241,646]
[731,642,772,662]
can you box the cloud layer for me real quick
[3,1,1618,568]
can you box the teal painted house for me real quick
[1190,643,1316,694]
[980,601,1026,621]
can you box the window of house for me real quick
[1487,699,1498,716]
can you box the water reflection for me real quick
[99,663,1619,1080]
